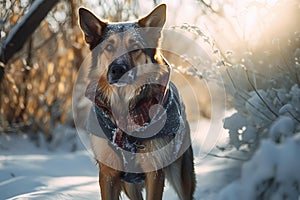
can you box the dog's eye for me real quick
[131,44,141,52]
[105,44,114,52]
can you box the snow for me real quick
[0,119,241,200]
[269,116,294,142]
[223,112,256,149]
[0,133,99,200]
[278,103,293,115]
[218,134,300,200]
[2,118,298,199]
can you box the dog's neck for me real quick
[90,82,168,129]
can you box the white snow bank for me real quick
[218,134,300,200]
[269,116,294,142]
[0,151,99,199]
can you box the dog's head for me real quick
[79,4,167,88]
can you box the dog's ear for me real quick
[78,8,107,48]
[138,4,166,28]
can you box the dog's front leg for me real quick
[99,163,121,200]
[145,169,165,200]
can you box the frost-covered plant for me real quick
[224,81,300,150]
[175,0,300,198]
[173,21,300,153]
[218,133,300,200]
[222,5,300,150]
[216,1,300,198]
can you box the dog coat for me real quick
[85,81,183,183]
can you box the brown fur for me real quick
[79,4,196,200]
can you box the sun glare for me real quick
[226,0,280,45]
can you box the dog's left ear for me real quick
[78,8,107,49]
[138,4,166,28]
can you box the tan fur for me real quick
[91,124,195,200]
[79,4,196,200]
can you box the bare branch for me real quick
[207,152,249,161]
[245,70,278,118]
[0,0,59,82]
[197,0,224,16]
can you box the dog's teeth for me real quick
[114,82,127,87]
[128,70,134,79]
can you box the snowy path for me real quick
[0,150,98,200]
[0,121,241,200]
[0,150,240,200]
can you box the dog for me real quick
[79,4,196,200]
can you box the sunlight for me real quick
[225,0,280,44]
[245,0,279,38]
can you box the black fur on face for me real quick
[79,5,166,85]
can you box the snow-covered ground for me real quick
[0,120,242,200]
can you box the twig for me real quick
[226,68,237,90]
[197,0,224,16]
[0,0,59,82]
[226,68,274,122]
[246,69,278,118]
[207,152,249,161]
[275,92,300,123]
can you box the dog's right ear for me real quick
[138,4,166,28]
[78,8,107,48]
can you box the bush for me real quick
[218,0,300,198]
[0,0,139,139]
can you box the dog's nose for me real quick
[107,64,127,84]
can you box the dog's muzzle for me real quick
[107,64,136,86]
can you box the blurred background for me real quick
[0,0,299,145]
[1,1,300,198]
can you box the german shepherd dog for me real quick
[79,4,196,200]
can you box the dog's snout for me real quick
[110,65,127,77]
[107,64,128,84]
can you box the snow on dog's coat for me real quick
[79,4,196,200]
